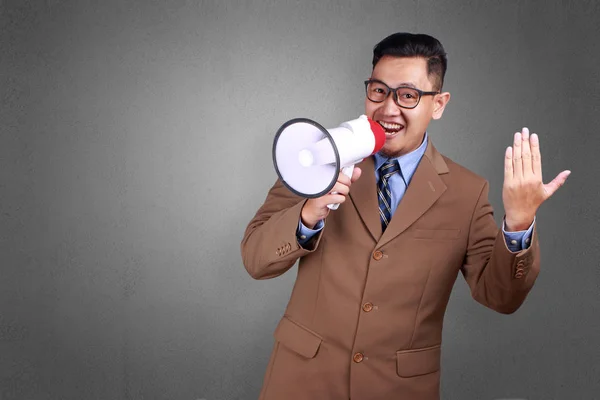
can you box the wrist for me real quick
[300,207,319,229]
[301,199,330,229]
[301,217,317,230]
[504,215,534,232]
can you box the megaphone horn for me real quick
[272,115,386,208]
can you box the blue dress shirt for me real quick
[297,132,534,252]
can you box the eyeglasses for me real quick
[364,79,439,109]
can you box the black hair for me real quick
[372,32,447,90]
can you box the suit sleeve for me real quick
[240,179,324,280]
[460,180,541,314]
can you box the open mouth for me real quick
[378,121,404,136]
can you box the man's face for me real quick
[365,55,450,158]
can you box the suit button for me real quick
[515,272,524,279]
[362,303,373,312]
[353,352,364,363]
[373,250,383,260]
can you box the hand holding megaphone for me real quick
[327,165,357,210]
[272,114,386,210]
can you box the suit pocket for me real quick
[410,228,460,240]
[396,344,441,378]
[274,315,323,359]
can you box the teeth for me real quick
[379,121,403,131]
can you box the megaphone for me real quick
[272,114,386,209]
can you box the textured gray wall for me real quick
[1,0,599,399]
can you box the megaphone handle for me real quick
[327,165,354,210]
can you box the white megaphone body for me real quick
[273,114,386,209]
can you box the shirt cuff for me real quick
[502,217,535,252]
[297,219,324,246]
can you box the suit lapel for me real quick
[378,139,449,247]
[348,157,382,241]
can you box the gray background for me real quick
[1,0,599,399]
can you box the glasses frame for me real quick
[364,79,439,109]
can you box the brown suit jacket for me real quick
[241,138,540,400]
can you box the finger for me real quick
[325,193,347,205]
[314,191,347,209]
[521,127,533,177]
[337,170,352,186]
[512,131,523,179]
[543,170,571,198]
[351,167,362,183]
[504,146,513,180]
[331,181,351,196]
[530,133,542,177]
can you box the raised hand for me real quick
[502,127,571,231]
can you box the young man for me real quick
[241,32,570,400]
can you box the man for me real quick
[240,32,570,400]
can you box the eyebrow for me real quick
[371,79,418,89]
[395,82,417,89]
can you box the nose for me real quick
[380,91,401,116]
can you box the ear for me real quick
[432,91,450,120]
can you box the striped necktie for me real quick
[377,160,401,231]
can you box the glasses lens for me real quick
[366,81,388,102]
[396,87,420,107]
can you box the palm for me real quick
[502,128,570,231]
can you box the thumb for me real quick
[544,170,571,198]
